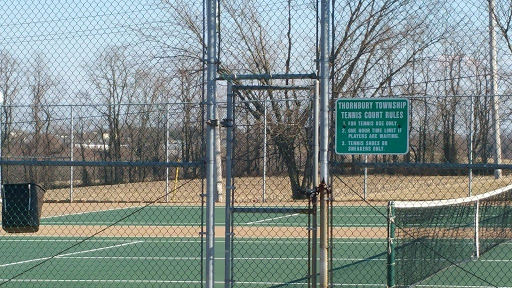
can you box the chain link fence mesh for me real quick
[221,0,512,287]
[226,91,317,287]
[3,0,512,287]
[0,1,206,287]
[328,0,512,287]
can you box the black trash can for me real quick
[2,183,45,233]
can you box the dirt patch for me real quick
[0,225,207,238]
[0,225,386,239]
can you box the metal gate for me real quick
[223,74,320,287]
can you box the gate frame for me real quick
[221,73,325,287]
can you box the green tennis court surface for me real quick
[39,206,388,227]
[0,237,208,288]
[0,205,510,287]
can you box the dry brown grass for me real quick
[332,174,512,202]
[43,174,512,204]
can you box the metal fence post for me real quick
[469,95,474,196]
[206,0,218,286]
[489,0,502,179]
[0,91,3,187]
[311,80,320,287]
[319,0,330,286]
[224,81,234,288]
[387,202,396,288]
[263,97,267,202]
[165,103,170,202]
[474,200,480,259]
[70,106,74,203]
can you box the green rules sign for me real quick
[335,98,409,155]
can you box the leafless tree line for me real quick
[0,47,203,188]
[155,0,512,196]
[2,0,512,194]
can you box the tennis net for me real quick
[387,184,512,287]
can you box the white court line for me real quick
[0,279,205,284]
[414,286,512,288]
[42,221,199,225]
[42,205,216,220]
[60,256,198,260]
[320,284,384,287]
[0,240,143,268]
[0,238,221,244]
[245,213,299,225]
[329,285,512,288]
[231,281,312,286]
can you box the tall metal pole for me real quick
[165,103,170,202]
[319,0,330,286]
[0,91,3,188]
[206,0,218,286]
[224,81,234,288]
[469,95,474,196]
[70,106,74,203]
[313,82,320,201]
[489,0,502,179]
[263,97,267,202]
[364,155,368,200]
[311,81,320,288]
[386,202,396,288]
[474,200,480,259]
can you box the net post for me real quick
[474,199,480,259]
[387,201,396,288]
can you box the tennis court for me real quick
[0,204,510,287]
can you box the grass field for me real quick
[43,174,512,203]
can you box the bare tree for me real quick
[158,0,449,197]
[126,66,170,182]
[219,0,316,199]
[493,0,512,54]
[327,0,448,173]
[88,46,133,184]
[331,0,451,99]
[403,55,438,164]
[24,55,60,185]
[0,51,21,180]
[174,64,203,178]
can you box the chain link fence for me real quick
[224,81,317,286]
[219,0,512,287]
[3,0,512,287]
[327,0,512,287]
[0,1,207,287]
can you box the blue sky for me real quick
[0,0,171,104]
[1,0,509,105]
